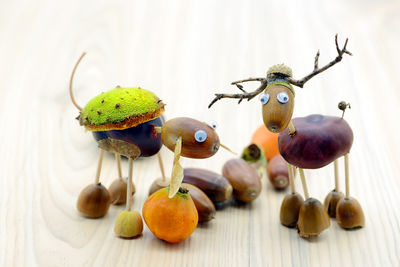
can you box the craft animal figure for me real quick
[208,35,364,237]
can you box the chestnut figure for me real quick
[278,115,353,169]
[208,35,356,238]
[161,117,220,159]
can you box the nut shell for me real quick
[297,198,330,237]
[280,192,304,227]
[278,115,354,169]
[324,190,344,218]
[114,210,143,238]
[183,168,232,203]
[148,178,170,196]
[267,154,290,190]
[222,159,261,203]
[77,183,111,218]
[336,197,365,229]
[161,117,220,159]
[108,178,135,205]
[181,183,216,222]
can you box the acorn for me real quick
[297,198,330,237]
[267,154,291,190]
[181,183,216,222]
[280,192,304,227]
[148,178,170,196]
[108,178,135,205]
[77,183,111,218]
[183,168,232,203]
[324,190,344,218]
[222,158,261,203]
[161,118,220,159]
[336,197,365,229]
[114,210,143,238]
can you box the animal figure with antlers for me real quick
[209,35,364,237]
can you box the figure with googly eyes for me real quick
[70,53,232,223]
[209,35,364,237]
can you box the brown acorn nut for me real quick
[267,154,291,190]
[262,84,294,133]
[77,183,111,218]
[161,117,220,159]
[278,115,354,169]
[148,178,170,196]
[297,198,330,237]
[183,168,232,203]
[336,197,365,229]
[280,192,304,227]
[222,158,261,203]
[108,178,135,205]
[181,183,216,222]
[324,190,344,218]
[114,210,143,238]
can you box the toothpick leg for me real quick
[126,158,134,211]
[298,168,310,200]
[94,149,105,184]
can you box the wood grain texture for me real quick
[1,0,400,266]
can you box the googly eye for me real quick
[259,93,270,105]
[194,130,207,143]
[207,120,218,130]
[277,92,289,104]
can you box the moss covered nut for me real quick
[79,87,165,131]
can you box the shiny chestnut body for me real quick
[278,115,353,169]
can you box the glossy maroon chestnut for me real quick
[278,115,353,169]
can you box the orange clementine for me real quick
[251,125,280,161]
[142,187,198,243]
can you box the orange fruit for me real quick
[142,187,198,243]
[251,125,280,161]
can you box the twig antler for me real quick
[208,80,268,108]
[288,34,352,88]
[208,34,351,108]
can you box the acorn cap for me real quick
[79,87,165,131]
[267,64,293,78]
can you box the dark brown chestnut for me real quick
[336,197,365,229]
[280,192,304,227]
[77,183,111,218]
[297,198,330,237]
[161,117,220,159]
[278,115,353,169]
[324,190,344,218]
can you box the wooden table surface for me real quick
[1,0,400,266]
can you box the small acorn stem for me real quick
[94,149,105,184]
[126,158,134,211]
[288,120,296,136]
[288,163,295,194]
[299,168,309,200]
[344,154,350,198]
[115,153,123,180]
[334,159,339,191]
[157,152,166,182]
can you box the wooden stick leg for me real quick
[94,149,105,184]
[157,152,166,182]
[334,159,339,192]
[115,153,123,180]
[298,168,309,200]
[344,154,350,198]
[288,163,295,194]
[126,158,134,211]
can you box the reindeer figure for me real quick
[209,35,364,237]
